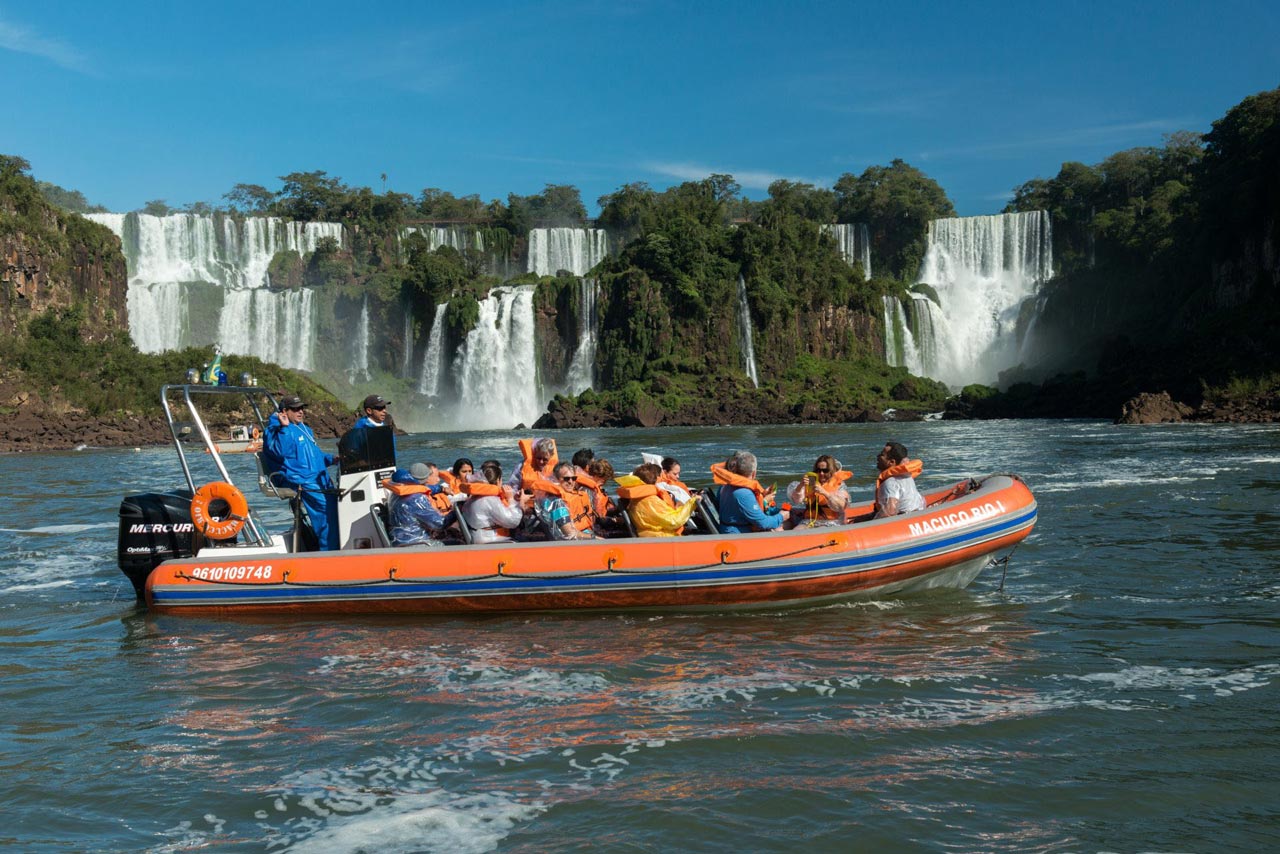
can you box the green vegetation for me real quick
[0,305,337,416]
[999,85,1280,410]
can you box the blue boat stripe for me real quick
[152,506,1037,604]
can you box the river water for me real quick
[1,420,1277,852]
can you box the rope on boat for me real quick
[171,539,842,588]
[987,543,1021,593]
[609,538,841,574]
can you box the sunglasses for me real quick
[286,407,305,412]
[370,405,387,411]
[816,467,830,473]
[561,476,578,483]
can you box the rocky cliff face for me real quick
[1209,218,1279,310]
[0,206,127,342]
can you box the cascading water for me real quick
[85,212,344,363]
[886,211,1052,388]
[452,287,543,430]
[417,302,449,397]
[401,307,413,376]
[217,287,317,371]
[402,225,482,254]
[736,275,760,387]
[527,228,610,277]
[561,278,599,395]
[822,223,872,279]
[348,296,371,382]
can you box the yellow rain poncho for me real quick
[616,475,699,537]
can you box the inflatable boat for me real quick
[117,385,1037,617]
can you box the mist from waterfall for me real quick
[528,228,610,276]
[885,211,1052,388]
[822,223,872,279]
[736,275,760,387]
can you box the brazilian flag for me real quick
[202,352,223,385]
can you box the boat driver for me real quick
[264,394,339,550]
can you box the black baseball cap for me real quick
[278,394,307,410]
[362,394,390,410]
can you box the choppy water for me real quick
[1,420,1278,852]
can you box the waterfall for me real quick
[349,296,371,382]
[527,228,610,276]
[84,212,344,363]
[453,287,542,430]
[562,278,599,395]
[402,224,483,254]
[217,287,316,371]
[822,223,872,279]
[401,306,413,375]
[417,302,449,397]
[736,275,760,387]
[888,211,1052,388]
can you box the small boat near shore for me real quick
[117,385,1038,617]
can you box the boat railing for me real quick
[161,384,280,548]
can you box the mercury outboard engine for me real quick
[117,491,196,599]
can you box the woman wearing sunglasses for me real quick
[787,454,852,527]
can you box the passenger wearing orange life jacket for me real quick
[787,454,852,526]
[411,462,457,514]
[508,437,558,494]
[531,463,597,539]
[383,467,447,547]
[439,458,472,496]
[581,458,626,536]
[714,450,783,534]
[618,463,699,537]
[874,441,925,518]
[462,461,523,544]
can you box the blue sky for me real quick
[2,0,1276,217]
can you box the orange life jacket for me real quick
[382,481,428,498]
[800,469,854,521]
[438,470,460,491]
[615,482,659,501]
[462,480,513,505]
[575,472,613,517]
[383,480,455,513]
[710,463,766,511]
[531,478,596,532]
[518,438,558,490]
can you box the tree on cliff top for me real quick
[834,160,955,281]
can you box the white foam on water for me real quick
[5,579,75,593]
[316,650,609,702]
[278,791,542,854]
[0,523,117,534]
[1071,663,1278,698]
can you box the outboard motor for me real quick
[117,491,196,599]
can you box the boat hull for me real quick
[144,475,1036,616]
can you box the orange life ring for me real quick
[191,481,248,540]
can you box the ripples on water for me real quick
[1,421,1278,852]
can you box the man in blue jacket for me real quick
[265,394,339,550]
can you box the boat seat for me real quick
[618,501,638,538]
[696,494,721,534]
[453,505,475,545]
[699,491,723,534]
[370,503,392,548]
[255,453,296,500]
